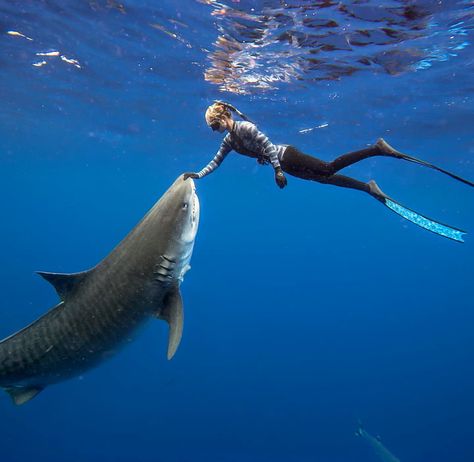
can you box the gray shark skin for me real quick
[0,175,199,405]
[356,425,401,462]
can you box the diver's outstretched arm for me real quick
[185,137,233,180]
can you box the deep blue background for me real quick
[0,1,473,461]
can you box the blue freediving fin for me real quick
[382,197,466,242]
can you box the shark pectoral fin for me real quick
[159,286,184,360]
[4,386,44,405]
[37,270,92,300]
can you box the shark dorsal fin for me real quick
[36,270,91,300]
[158,286,184,360]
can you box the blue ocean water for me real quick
[0,1,473,461]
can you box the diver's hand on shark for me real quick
[275,168,287,189]
[183,172,199,180]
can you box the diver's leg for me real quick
[318,173,372,194]
[281,147,467,241]
[285,140,474,187]
[328,144,386,174]
[282,143,391,177]
[301,138,411,174]
[280,146,331,178]
[323,137,438,173]
[281,147,381,194]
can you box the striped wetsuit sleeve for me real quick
[196,136,232,179]
[247,124,281,170]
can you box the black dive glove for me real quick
[183,172,200,180]
[274,167,287,189]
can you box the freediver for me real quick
[184,101,473,242]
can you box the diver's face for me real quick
[210,118,227,133]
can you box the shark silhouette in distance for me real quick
[356,424,401,462]
[0,175,199,405]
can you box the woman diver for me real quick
[184,101,473,242]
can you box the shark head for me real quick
[155,175,200,282]
[178,179,200,246]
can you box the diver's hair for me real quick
[205,100,253,126]
[205,102,232,126]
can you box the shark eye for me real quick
[182,202,188,210]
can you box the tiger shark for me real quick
[0,175,199,405]
[356,424,401,462]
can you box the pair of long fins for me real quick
[376,151,473,243]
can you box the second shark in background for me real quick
[356,424,401,462]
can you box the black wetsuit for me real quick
[280,145,384,195]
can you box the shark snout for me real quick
[167,175,200,244]
[185,180,199,237]
[179,176,198,217]
[188,181,199,226]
